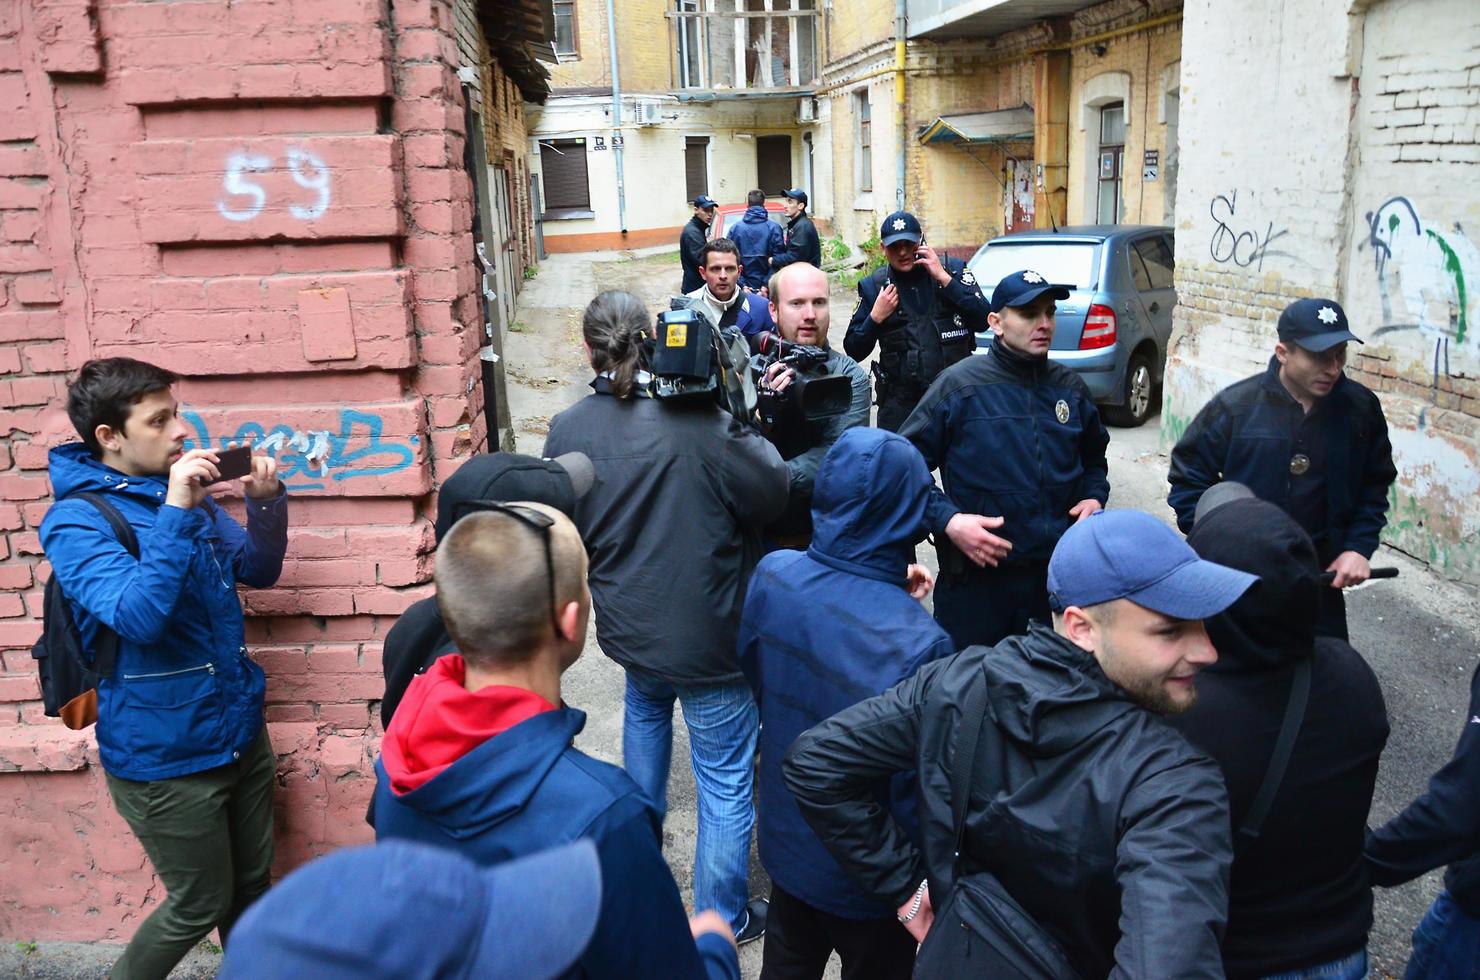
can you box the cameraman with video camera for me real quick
[753,263,870,547]
[544,290,788,946]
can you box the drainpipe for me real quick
[894,0,906,211]
[606,0,628,235]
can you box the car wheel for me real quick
[1104,349,1155,427]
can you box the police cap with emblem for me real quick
[781,188,808,206]
[879,211,922,247]
[692,194,718,210]
[990,269,1072,313]
[1277,298,1362,353]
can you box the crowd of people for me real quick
[35,206,1480,980]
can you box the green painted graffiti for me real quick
[1426,228,1468,345]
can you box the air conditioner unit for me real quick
[797,98,818,124]
[635,100,663,126]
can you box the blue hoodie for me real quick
[38,443,288,780]
[729,205,785,290]
[739,428,955,918]
[373,658,738,980]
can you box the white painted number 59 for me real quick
[216,147,332,223]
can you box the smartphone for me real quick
[212,445,253,484]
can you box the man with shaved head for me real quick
[372,504,740,980]
[757,262,870,546]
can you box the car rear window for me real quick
[969,243,1100,290]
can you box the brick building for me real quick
[0,0,553,944]
[825,0,1182,253]
[530,0,825,253]
[1166,0,1479,584]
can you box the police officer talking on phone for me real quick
[844,211,990,431]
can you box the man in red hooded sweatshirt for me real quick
[372,503,739,980]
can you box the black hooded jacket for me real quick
[783,627,1232,979]
[1171,498,1389,978]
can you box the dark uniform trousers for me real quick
[934,559,1051,650]
[760,884,917,980]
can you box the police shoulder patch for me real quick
[1055,399,1070,424]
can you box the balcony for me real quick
[667,1,820,97]
[906,0,1096,40]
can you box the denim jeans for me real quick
[1406,890,1480,980]
[1262,947,1367,980]
[623,669,759,932]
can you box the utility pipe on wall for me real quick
[894,0,906,212]
[606,0,628,234]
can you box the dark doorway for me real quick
[685,137,710,202]
[756,134,792,195]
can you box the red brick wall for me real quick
[0,0,497,941]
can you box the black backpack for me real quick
[30,492,138,729]
[912,672,1084,979]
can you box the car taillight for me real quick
[1080,304,1116,350]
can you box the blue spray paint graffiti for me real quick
[183,409,418,490]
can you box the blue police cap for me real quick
[990,269,1072,313]
[1277,298,1362,353]
[880,211,922,247]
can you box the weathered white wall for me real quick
[1167,0,1480,583]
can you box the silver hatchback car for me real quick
[967,225,1175,427]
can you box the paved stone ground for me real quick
[9,248,1474,978]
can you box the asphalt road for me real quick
[507,250,1480,980]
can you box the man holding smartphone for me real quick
[844,211,990,431]
[40,357,288,980]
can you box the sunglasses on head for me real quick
[449,500,562,637]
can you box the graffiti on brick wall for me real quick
[182,409,417,491]
[1208,190,1290,271]
[1362,196,1478,389]
[217,147,331,223]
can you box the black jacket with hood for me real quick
[783,626,1232,979]
[544,379,789,685]
[1172,498,1389,978]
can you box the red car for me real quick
[709,200,788,241]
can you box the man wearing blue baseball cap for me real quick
[771,188,821,271]
[785,509,1253,978]
[843,210,989,431]
[681,194,719,293]
[898,268,1111,649]
[1169,297,1397,640]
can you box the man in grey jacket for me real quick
[785,510,1251,979]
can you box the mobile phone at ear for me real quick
[213,445,253,483]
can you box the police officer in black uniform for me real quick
[1168,298,1397,640]
[680,194,718,294]
[900,269,1110,649]
[844,211,990,432]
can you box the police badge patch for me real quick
[961,270,976,285]
[1055,399,1070,424]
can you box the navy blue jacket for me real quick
[740,428,954,918]
[1366,661,1480,917]
[374,700,736,980]
[1168,358,1396,559]
[900,344,1111,564]
[40,443,287,780]
[729,205,784,290]
[772,213,821,271]
[680,214,709,293]
[844,260,988,392]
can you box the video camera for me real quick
[750,332,853,430]
[648,300,754,420]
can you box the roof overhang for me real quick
[907,0,1096,40]
[476,0,557,103]
[918,106,1035,145]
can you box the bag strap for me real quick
[66,492,140,678]
[1238,657,1312,844]
[950,666,992,873]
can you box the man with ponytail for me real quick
[545,290,790,944]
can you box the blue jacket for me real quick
[373,684,737,980]
[39,443,287,780]
[900,344,1111,564]
[1168,357,1396,559]
[729,205,784,290]
[739,428,954,918]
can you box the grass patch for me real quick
[14,942,37,956]
[508,320,528,333]
[837,234,885,289]
[822,235,851,263]
[523,265,538,280]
